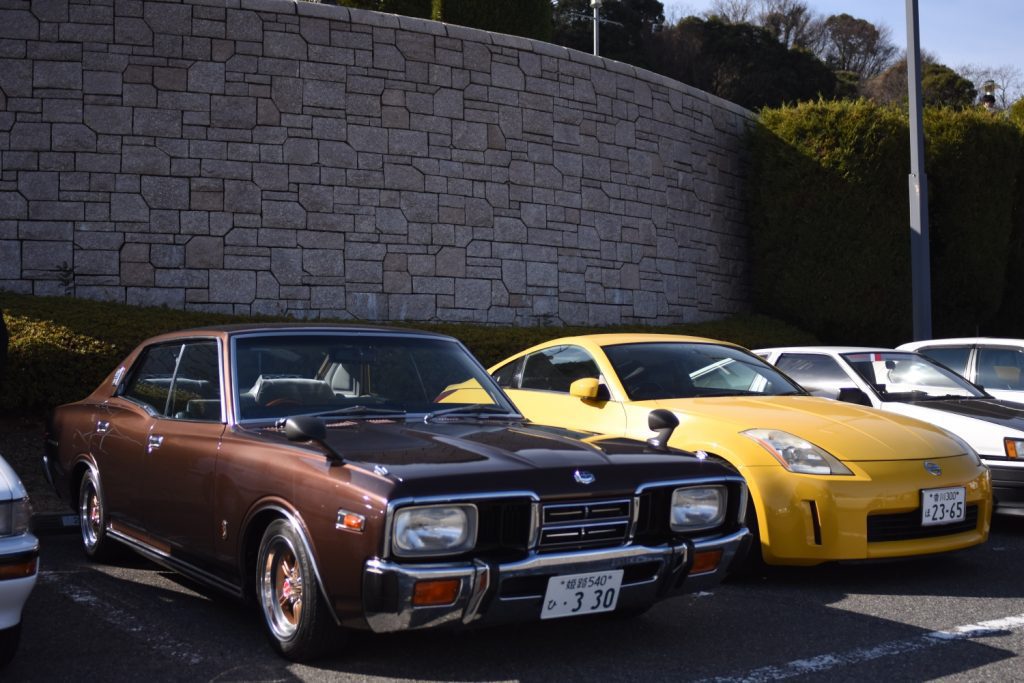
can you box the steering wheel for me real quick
[265,398,301,408]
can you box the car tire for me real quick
[78,469,119,562]
[256,519,339,661]
[0,624,20,668]
[729,498,767,578]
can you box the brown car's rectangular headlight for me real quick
[669,486,727,533]
[392,504,478,557]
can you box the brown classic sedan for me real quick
[44,324,749,661]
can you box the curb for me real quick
[32,512,79,536]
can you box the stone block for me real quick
[22,240,72,271]
[33,61,81,90]
[0,240,19,278]
[224,180,261,213]
[455,278,489,310]
[188,62,225,93]
[388,293,434,320]
[141,177,189,210]
[283,138,318,165]
[211,95,257,129]
[265,31,307,60]
[75,249,119,275]
[127,286,184,308]
[134,109,182,137]
[121,262,155,286]
[262,200,306,229]
[186,236,224,268]
[209,268,256,303]
[17,171,59,201]
[303,249,344,277]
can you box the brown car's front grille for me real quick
[474,499,532,557]
[537,498,632,552]
[867,504,979,542]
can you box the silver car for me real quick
[0,454,38,667]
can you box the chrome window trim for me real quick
[384,491,540,559]
[118,336,225,423]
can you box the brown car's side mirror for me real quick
[284,416,344,463]
[647,409,679,452]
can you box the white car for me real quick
[897,338,1024,402]
[756,346,1024,517]
[0,455,37,668]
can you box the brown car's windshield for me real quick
[233,333,514,421]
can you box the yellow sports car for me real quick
[487,334,992,566]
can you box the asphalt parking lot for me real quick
[9,517,1024,682]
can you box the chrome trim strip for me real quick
[634,475,746,494]
[107,528,242,598]
[461,560,490,624]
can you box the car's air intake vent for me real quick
[538,499,631,551]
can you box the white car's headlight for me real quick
[670,486,727,532]
[392,504,477,557]
[0,497,31,537]
[743,429,853,475]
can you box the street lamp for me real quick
[591,0,602,57]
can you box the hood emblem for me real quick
[574,469,596,485]
[924,461,942,476]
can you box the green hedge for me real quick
[751,100,1023,345]
[432,0,552,42]
[0,292,816,414]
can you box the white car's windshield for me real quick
[233,333,515,421]
[842,351,986,402]
[603,342,804,400]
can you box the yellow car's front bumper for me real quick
[744,456,991,566]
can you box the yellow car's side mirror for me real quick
[569,377,600,400]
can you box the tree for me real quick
[819,13,898,81]
[650,17,837,110]
[864,57,977,110]
[552,0,665,69]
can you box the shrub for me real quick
[0,292,815,414]
[751,100,1023,345]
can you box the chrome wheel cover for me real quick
[80,477,101,551]
[260,533,304,641]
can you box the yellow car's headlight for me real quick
[743,429,853,476]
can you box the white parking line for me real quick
[704,613,1024,682]
[40,572,204,665]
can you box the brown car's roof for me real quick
[162,322,454,338]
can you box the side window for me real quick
[976,347,1024,390]
[122,344,182,415]
[775,353,849,392]
[491,359,521,388]
[919,346,971,375]
[170,341,222,421]
[520,345,599,393]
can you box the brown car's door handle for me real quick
[147,434,164,452]
[96,420,110,434]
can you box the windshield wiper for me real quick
[314,405,407,418]
[423,404,519,422]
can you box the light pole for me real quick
[906,0,932,340]
[591,0,602,56]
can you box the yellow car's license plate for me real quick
[921,486,966,526]
[540,569,623,619]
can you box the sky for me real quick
[663,1,1024,72]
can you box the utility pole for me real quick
[906,0,932,340]
[567,1,622,58]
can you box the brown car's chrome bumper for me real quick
[361,528,750,633]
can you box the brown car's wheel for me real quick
[257,519,338,661]
[78,469,119,562]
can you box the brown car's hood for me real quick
[254,420,735,497]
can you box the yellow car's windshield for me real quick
[603,342,804,401]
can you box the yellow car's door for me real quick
[496,344,628,436]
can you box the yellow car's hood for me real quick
[645,395,964,462]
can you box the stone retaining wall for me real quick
[0,0,754,325]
